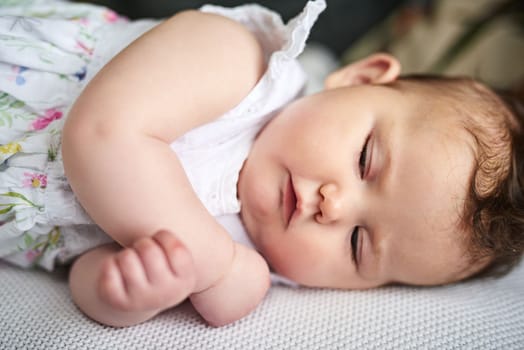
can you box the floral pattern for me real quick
[0,93,33,128]
[23,172,47,189]
[19,227,62,266]
[0,0,126,270]
[0,141,22,155]
[31,108,63,130]
[8,65,28,85]
[0,191,43,215]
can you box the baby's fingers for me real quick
[116,249,149,297]
[98,257,129,310]
[99,249,150,311]
[153,230,196,282]
[133,237,171,284]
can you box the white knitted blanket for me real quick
[1,261,522,350]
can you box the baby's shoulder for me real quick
[165,10,265,78]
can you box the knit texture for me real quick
[1,261,523,350]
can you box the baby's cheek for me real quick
[261,236,314,283]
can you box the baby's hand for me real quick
[98,231,196,312]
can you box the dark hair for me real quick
[467,89,524,278]
[394,75,524,279]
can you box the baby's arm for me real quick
[70,231,269,327]
[63,11,269,326]
[70,232,196,327]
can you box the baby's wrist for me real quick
[189,243,270,326]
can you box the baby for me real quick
[1,0,523,328]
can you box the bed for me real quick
[1,260,522,349]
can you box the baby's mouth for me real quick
[283,174,297,228]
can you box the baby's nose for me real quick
[316,183,344,224]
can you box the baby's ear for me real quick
[324,53,401,89]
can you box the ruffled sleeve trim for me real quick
[201,0,326,73]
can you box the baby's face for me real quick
[238,83,479,289]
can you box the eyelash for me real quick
[359,135,370,178]
[351,226,360,266]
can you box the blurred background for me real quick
[75,0,405,56]
[78,0,523,95]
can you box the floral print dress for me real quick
[0,0,129,269]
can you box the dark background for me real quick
[79,0,407,56]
